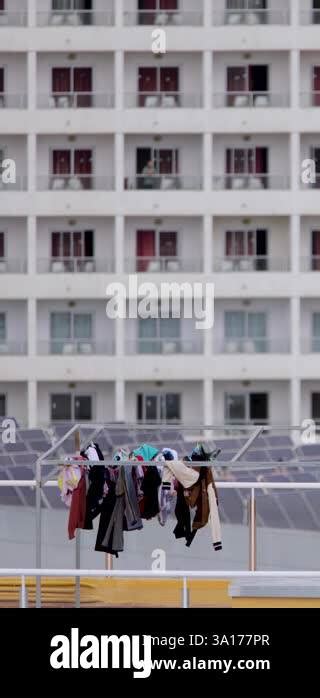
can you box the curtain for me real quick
[248,312,266,352]
[52,68,71,94]
[52,0,72,11]
[50,312,71,353]
[160,67,179,93]
[53,150,71,175]
[159,231,177,257]
[51,232,61,257]
[73,231,82,257]
[138,67,157,106]
[255,147,264,173]
[314,67,320,106]
[225,231,233,256]
[136,230,155,271]
[74,314,92,340]
[0,232,4,258]
[157,149,173,174]
[74,67,92,107]
[74,149,92,189]
[312,230,320,270]
[160,0,178,10]
[227,67,246,105]
[0,313,5,341]
[0,68,3,95]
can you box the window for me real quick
[51,393,92,421]
[51,230,94,261]
[0,232,4,258]
[0,394,6,417]
[138,317,180,353]
[225,311,267,352]
[138,67,179,106]
[226,147,268,188]
[312,230,320,271]
[310,147,320,188]
[137,392,181,422]
[225,392,269,423]
[226,65,268,105]
[225,229,268,270]
[0,313,6,341]
[52,149,93,189]
[136,229,177,271]
[312,313,320,352]
[313,0,320,25]
[52,67,92,107]
[138,0,178,25]
[50,312,92,353]
[312,393,320,421]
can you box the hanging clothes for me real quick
[81,442,108,530]
[95,464,142,556]
[58,457,83,507]
[68,463,87,540]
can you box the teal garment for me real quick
[133,443,159,461]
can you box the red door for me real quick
[74,67,92,108]
[53,150,71,179]
[138,67,157,106]
[74,150,92,190]
[136,230,155,271]
[52,68,71,96]
[160,67,179,102]
[313,67,320,106]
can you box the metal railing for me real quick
[0,341,27,355]
[126,257,203,273]
[0,176,28,191]
[213,91,289,108]
[212,174,290,191]
[37,257,114,274]
[0,93,27,109]
[38,175,115,191]
[126,338,204,355]
[123,10,203,27]
[0,259,27,274]
[38,340,114,356]
[214,256,290,273]
[0,11,27,26]
[212,8,290,26]
[38,92,114,109]
[125,175,202,191]
[216,337,290,354]
[37,10,114,27]
[301,256,320,272]
[125,92,202,109]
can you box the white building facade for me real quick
[0,0,319,428]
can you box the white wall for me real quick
[37,381,115,424]
[213,380,290,424]
[0,54,27,96]
[0,217,27,264]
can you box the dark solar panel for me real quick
[219,489,244,524]
[296,444,320,459]
[12,453,38,467]
[18,429,51,441]
[28,440,51,453]
[256,494,290,528]
[0,454,14,468]
[3,442,28,453]
[268,448,295,462]
[240,450,271,462]
[265,436,293,448]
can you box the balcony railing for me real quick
[38,340,114,356]
[126,257,203,273]
[0,11,27,26]
[301,256,320,272]
[38,175,115,191]
[127,338,204,355]
[0,93,27,109]
[213,91,289,108]
[125,174,202,191]
[212,8,289,26]
[123,10,203,26]
[38,93,115,109]
[37,257,114,274]
[37,11,114,27]
[0,176,27,191]
[212,174,289,191]
[125,92,202,109]
[0,259,27,274]
[300,10,320,25]
[216,338,290,354]
[300,92,320,108]
[213,256,290,273]
[301,338,320,354]
[0,341,27,355]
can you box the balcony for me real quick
[125,256,203,273]
[0,259,27,274]
[37,175,114,191]
[125,174,202,191]
[0,93,27,109]
[0,176,27,191]
[123,9,203,26]
[212,174,289,191]
[213,256,290,273]
[0,341,27,355]
[301,256,320,272]
[300,10,320,25]
[212,8,289,26]
[302,338,320,354]
[36,10,114,27]
[213,91,289,108]
[38,92,114,109]
[37,257,114,274]
[216,338,290,354]
[125,92,202,109]
[0,11,27,26]
[38,340,114,356]
[127,338,203,355]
